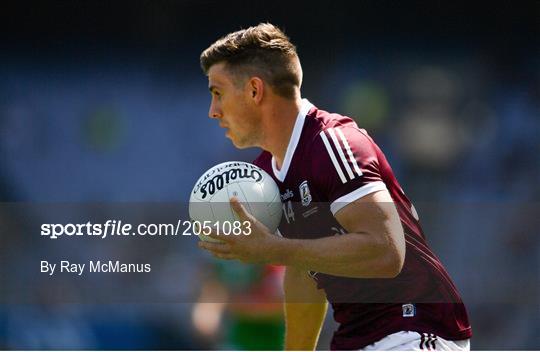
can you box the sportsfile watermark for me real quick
[41,219,252,239]
[0,202,538,305]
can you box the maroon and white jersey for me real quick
[253,99,472,350]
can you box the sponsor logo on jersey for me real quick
[280,189,294,201]
[299,180,312,206]
[402,303,416,317]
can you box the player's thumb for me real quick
[230,197,249,220]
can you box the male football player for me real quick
[198,23,472,350]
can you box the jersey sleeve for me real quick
[311,126,387,215]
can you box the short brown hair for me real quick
[200,23,302,99]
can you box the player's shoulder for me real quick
[305,106,377,166]
[305,106,372,146]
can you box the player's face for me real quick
[207,63,262,148]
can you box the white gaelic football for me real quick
[189,161,282,242]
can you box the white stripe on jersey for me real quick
[335,127,363,177]
[327,128,355,180]
[319,131,347,184]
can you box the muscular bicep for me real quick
[334,190,406,266]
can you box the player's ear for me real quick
[247,77,264,104]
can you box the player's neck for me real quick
[261,95,302,170]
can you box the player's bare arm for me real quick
[283,266,328,350]
[199,189,405,279]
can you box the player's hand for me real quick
[198,197,279,264]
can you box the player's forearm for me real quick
[269,232,403,278]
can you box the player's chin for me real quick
[229,135,251,149]
[225,131,237,144]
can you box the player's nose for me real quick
[208,101,222,119]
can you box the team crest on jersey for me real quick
[299,180,312,206]
[402,303,416,317]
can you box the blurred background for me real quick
[0,0,539,349]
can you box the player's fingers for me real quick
[206,229,233,243]
[213,252,237,260]
[198,241,231,254]
[230,197,252,221]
